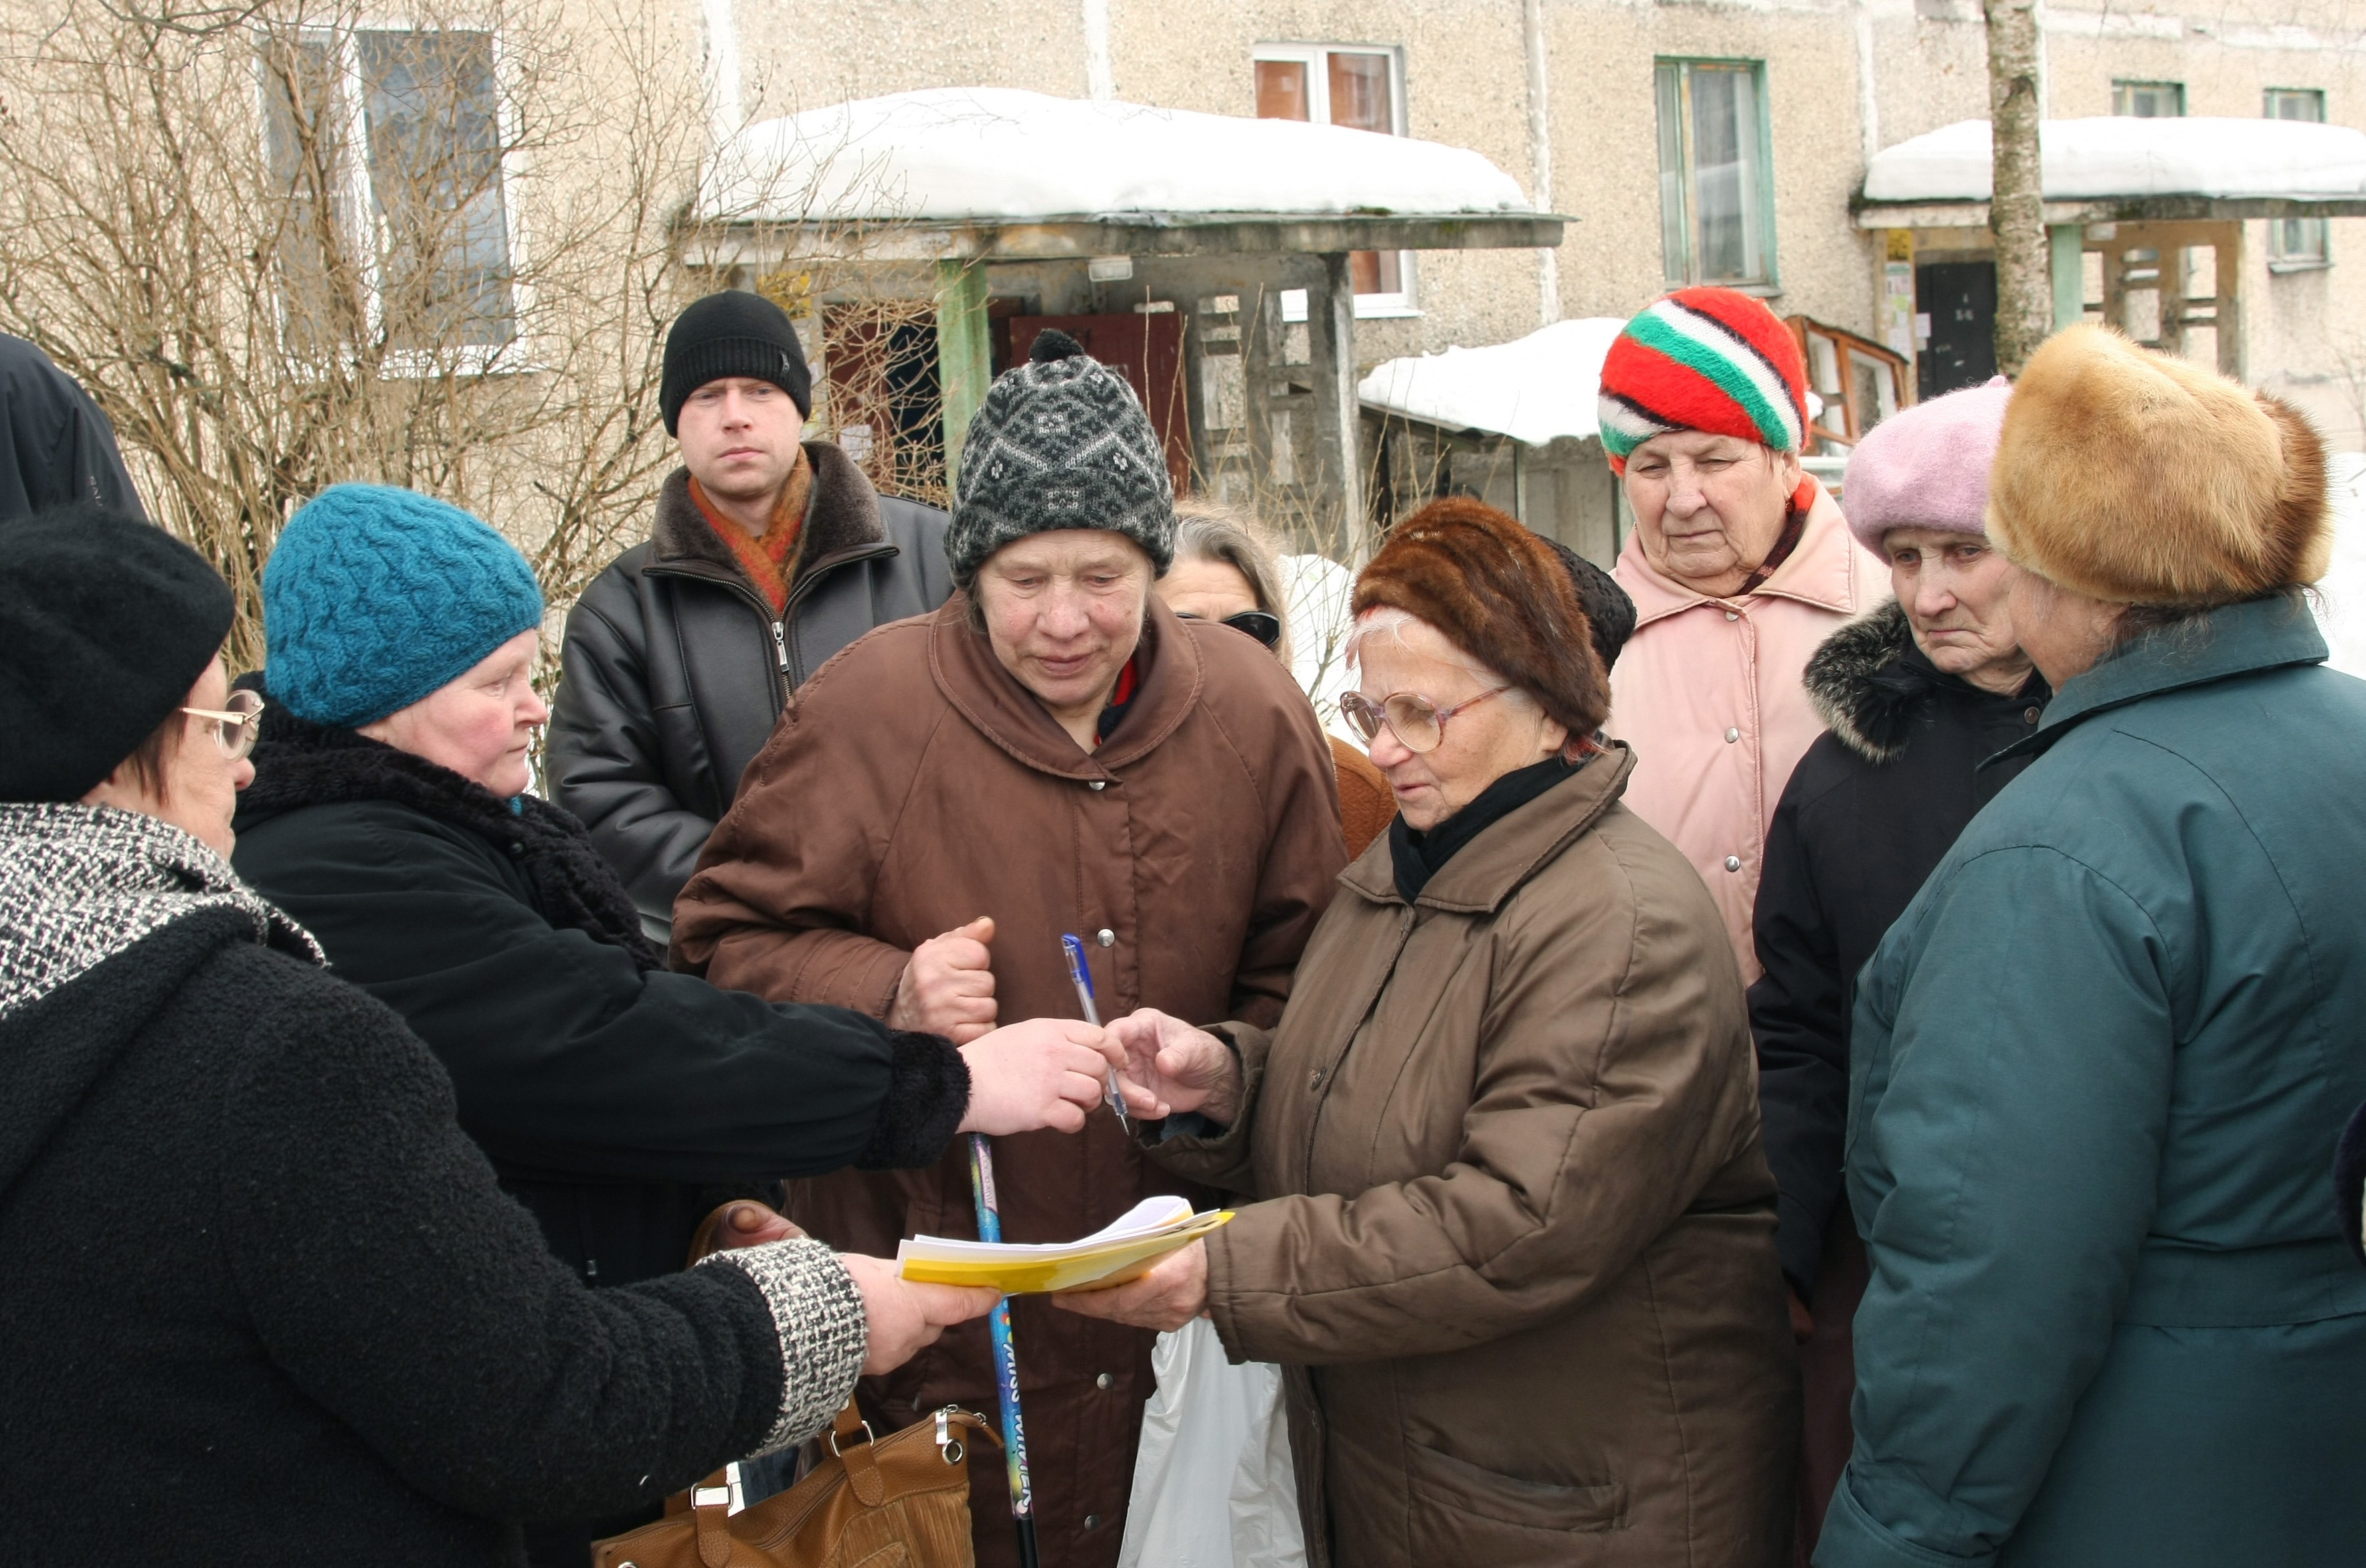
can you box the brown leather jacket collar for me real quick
[1338,742,1637,914]
[650,442,891,585]
[925,592,1208,781]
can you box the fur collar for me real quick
[1804,600,1934,765]
[235,682,662,971]
[651,441,889,587]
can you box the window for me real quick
[2266,88,2330,268]
[1253,45,1414,316]
[2112,80,2185,118]
[1655,60,1776,290]
[258,27,519,359]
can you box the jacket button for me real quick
[507,842,525,856]
[1085,1515,1102,1531]
[2024,706,2041,724]
[1724,855,1742,872]
[1725,609,1740,621]
[1087,779,1106,791]
[1096,1373,1114,1389]
[1096,928,1115,947]
[1724,726,1740,743]
[1308,1068,1326,1090]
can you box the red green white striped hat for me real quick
[1597,288,1809,473]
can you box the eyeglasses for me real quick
[179,688,264,762]
[1175,607,1283,650]
[1338,686,1506,755]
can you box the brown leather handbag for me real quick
[590,1401,995,1568]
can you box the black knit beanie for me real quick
[660,290,813,433]
[0,506,235,801]
[944,330,1175,589]
[1544,539,1638,672]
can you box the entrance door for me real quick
[1008,314,1192,496]
[1916,261,1997,397]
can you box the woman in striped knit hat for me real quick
[1598,286,1881,983]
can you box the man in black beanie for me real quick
[548,290,953,940]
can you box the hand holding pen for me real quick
[1062,933,1131,1132]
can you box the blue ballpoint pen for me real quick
[1061,933,1129,1131]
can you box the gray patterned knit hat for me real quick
[945,330,1175,589]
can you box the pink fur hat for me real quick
[1839,376,2013,555]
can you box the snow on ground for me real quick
[1861,116,2366,205]
[702,88,1533,224]
[1356,318,1628,447]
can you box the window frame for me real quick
[251,19,534,377]
[1251,41,1418,318]
[1653,56,1781,294]
[2111,80,2187,118]
[2264,88,2331,271]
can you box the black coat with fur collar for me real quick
[231,701,968,1295]
[1748,600,2049,1298]
[547,444,952,935]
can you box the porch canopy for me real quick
[686,88,1566,557]
[1358,317,1626,447]
[1855,115,2366,226]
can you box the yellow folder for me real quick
[895,1199,1235,1295]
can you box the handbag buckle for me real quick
[826,1417,876,1457]
[934,1407,966,1465]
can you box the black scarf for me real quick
[1389,755,1582,903]
[234,678,664,972]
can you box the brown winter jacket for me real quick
[670,593,1346,1568]
[1154,745,1799,1568]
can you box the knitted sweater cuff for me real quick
[854,1030,972,1170]
[699,1238,867,1455]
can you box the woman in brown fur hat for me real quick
[1821,326,2366,1568]
[1058,498,1799,1568]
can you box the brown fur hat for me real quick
[1988,324,2331,605]
[1352,497,1609,735]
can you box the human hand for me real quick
[958,1017,1138,1135]
[1107,1008,1243,1124]
[1049,1240,1209,1333]
[839,1253,1002,1375]
[703,1200,802,1254]
[888,916,997,1043]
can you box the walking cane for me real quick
[966,1133,1042,1568]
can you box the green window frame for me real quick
[1655,59,1778,290]
[2265,88,2330,268]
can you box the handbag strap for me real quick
[687,1470,735,1568]
[824,1399,888,1508]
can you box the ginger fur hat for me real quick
[1988,325,2331,605]
[1352,498,1610,737]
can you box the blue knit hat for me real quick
[264,484,544,728]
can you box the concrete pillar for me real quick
[1307,254,1369,563]
[935,260,992,488]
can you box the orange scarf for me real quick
[689,453,812,615]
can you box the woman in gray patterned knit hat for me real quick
[0,506,999,1565]
[674,332,1350,1568]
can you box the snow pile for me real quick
[1861,116,2366,204]
[1357,318,1628,447]
[703,88,1532,224]
[2310,452,2366,678]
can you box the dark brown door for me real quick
[1007,313,1192,496]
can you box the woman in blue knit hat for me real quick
[230,483,1138,1564]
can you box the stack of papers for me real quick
[896,1195,1233,1294]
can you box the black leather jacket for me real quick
[549,444,952,935]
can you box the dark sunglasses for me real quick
[1218,610,1284,648]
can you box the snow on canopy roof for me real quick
[1862,116,2366,204]
[701,87,1533,224]
[1358,318,1627,448]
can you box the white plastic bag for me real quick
[1117,1318,1306,1568]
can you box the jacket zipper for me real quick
[647,541,897,705]
[771,619,789,681]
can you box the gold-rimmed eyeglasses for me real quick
[1338,686,1506,755]
[179,688,264,762]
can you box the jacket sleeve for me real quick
[547,577,717,925]
[1816,846,2173,1568]
[217,965,867,1521]
[1226,691,1350,1027]
[1200,834,1764,1366]
[670,664,920,1017]
[1748,778,1850,1301]
[238,803,963,1182]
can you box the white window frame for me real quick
[252,18,536,377]
[2265,88,2331,272]
[1252,42,1417,319]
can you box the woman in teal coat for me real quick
[1816,325,2366,1568]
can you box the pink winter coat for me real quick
[1607,482,1876,982]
